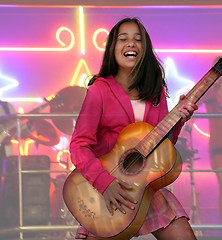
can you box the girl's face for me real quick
[114,22,142,73]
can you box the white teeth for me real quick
[124,51,137,57]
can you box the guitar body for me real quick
[63,122,182,239]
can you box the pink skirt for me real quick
[75,188,189,239]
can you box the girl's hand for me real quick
[178,94,198,122]
[103,178,138,215]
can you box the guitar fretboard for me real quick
[136,58,222,157]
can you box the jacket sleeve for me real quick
[70,85,115,194]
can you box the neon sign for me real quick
[0,27,75,52]
[93,28,109,51]
[11,139,35,156]
[70,59,91,87]
[193,123,210,137]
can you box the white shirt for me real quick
[130,99,146,122]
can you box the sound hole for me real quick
[122,150,144,174]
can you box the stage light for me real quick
[53,136,69,150]
[79,6,85,55]
[164,57,195,110]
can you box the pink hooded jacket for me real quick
[70,75,183,194]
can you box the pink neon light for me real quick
[155,49,222,53]
[193,123,210,137]
[0,27,75,52]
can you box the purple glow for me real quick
[0,5,221,236]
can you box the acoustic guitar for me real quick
[63,58,222,240]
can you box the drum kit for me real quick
[1,85,86,147]
[0,85,86,235]
[20,85,87,145]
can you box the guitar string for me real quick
[108,128,164,175]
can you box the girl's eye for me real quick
[119,38,126,41]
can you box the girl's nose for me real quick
[127,41,135,47]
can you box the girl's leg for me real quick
[86,218,196,240]
[151,217,197,240]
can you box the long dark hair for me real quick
[89,17,167,101]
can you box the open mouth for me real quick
[123,51,138,58]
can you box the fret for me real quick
[136,109,181,157]
[153,124,167,138]
[185,69,221,104]
[215,66,222,74]
[203,73,217,87]
[157,121,173,134]
[169,110,181,120]
[136,124,170,157]
[136,129,161,156]
[149,130,162,142]
[161,115,177,128]
[156,122,168,134]
[186,89,204,103]
[141,132,157,147]
[136,140,152,156]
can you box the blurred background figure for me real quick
[0,100,16,176]
[202,76,222,219]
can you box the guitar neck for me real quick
[137,58,222,157]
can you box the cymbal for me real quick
[50,86,86,135]
[23,119,60,146]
